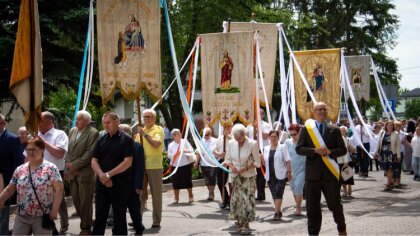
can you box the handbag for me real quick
[341,166,354,181]
[187,153,196,163]
[28,165,57,231]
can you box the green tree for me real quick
[404,99,420,120]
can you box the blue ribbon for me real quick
[72,17,91,128]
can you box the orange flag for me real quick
[9,0,43,133]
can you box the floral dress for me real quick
[380,134,394,171]
[11,161,62,216]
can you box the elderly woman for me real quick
[285,124,306,216]
[338,126,355,197]
[375,121,401,191]
[168,129,194,204]
[0,137,63,235]
[224,124,260,235]
[262,130,291,221]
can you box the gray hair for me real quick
[42,111,55,123]
[0,114,5,122]
[77,110,92,123]
[119,124,132,136]
[231,124,247,137]
[143,109,156,118]
[203,127,212,135]
[171,128,181,136]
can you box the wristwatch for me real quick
[105,172,110,178]
[143,133,149,138]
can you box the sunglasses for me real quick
[289,133,298,136]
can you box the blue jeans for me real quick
[412,156,420,177]
[0,205,10,235]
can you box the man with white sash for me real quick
[296,102,347,235]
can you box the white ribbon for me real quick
[371,57,396,121]
[82,0,95,110]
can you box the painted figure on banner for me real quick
[352,68,361,84]
[313,64,324,92]
[220,50,233,90]
[114,32,127,67]
[125,14,145,51]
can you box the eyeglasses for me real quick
[143,116,151,118]
[289,133,298,136]
[205,133,211,136]
[26,148,40,153]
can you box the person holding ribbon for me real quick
[167,129,194,204]
[296,102,348,235]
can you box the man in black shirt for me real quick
[91,112,133,235]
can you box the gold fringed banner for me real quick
[200,31,255,127]
[293,48,341,122]
[229,22,278,107]
[345,55,370,101]
[96,0,161,104]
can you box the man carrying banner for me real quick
[296,102,347,235]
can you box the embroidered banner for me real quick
[293,48,341,122]
[229,22,277,107]
[96,0,161,104]
[200,31,255,127]
[345,55,370,101]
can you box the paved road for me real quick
[14,169,419,235]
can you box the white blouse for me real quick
[168,139,194,167]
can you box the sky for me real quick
[388,0,420,90]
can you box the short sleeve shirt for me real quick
[38,128,69,171]
[134,124,164,170]
[93,131,134,182]
[11,161,62,216]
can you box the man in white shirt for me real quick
[354,119,372,177]
[194,127,218,201]
[38,111,69,234]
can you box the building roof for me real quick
[400,88,420,98]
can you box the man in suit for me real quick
[296,102,347,235]
[65,110,99,235]
[0,114,25,235]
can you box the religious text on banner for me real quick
[293,49,341,122]
[345,55,370,101]
[97,0,161,104]
[229,22,278,107]
[200,31,255,127]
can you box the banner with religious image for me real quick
[200,31,255,127]
[229,22,278,107]
[96,0,161,104]
[345,55,370,101]
[293,48,341,122]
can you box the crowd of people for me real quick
[0,104,420,235]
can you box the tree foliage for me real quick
[404,99,420,120]
[0,0,400,129]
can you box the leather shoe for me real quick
[338,230,347,235]
[59,226,68,234]
[219,202,227,209]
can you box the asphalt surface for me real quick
[9,169,420,235]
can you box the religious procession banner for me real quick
[96,0,161,104]
[345,55,370,101]
[229,22,278,107]
[200,31,255,127]
[293,48,341,122]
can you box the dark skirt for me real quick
[339,163,354,185]
[172,164,193,189]
[267,178,287,200]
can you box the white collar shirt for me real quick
[38,127,69,170]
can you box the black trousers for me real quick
[306,179,346,235]
[256,166,266,199]
[128,190,145,234]
[358,143,370,174]
[216,160,229,204]
[92,180,129,235]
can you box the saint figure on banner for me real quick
[220,50,233,90]
[114,32,127,67]
[125,14,145,51]
[312,64,324,92]
[352,68,361,84]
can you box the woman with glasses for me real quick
[167,129,194,204]
[0,137,64,235]
[224,124,260,235]
[262,130,291,221]
[285,124,306,216]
